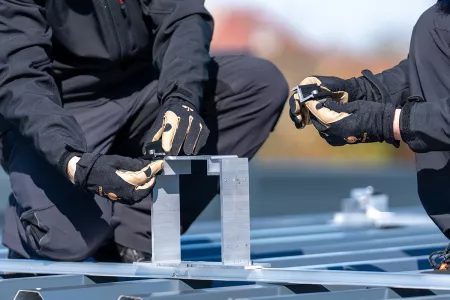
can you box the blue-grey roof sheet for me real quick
[0,206,449,299]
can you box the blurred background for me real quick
[206,0,435,164]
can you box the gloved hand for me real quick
[310,76,359,101]
[308,99,399,147]
[289,71,392,130]
[145,98,210,155]
[289,77,350,129]
[73,153,164,205]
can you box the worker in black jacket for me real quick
[0,0,288,262]
[289,0,450,269]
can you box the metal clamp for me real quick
[332,186,433,228]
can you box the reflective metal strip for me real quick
[2,259,450,291]
[220,158,251,265]
[152,172,183,263]
[300,255,430,272]
[259,243,445,268]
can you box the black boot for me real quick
[116,244,152,263]
[7,249,26,259]
[92,239,151,263]
[92,240,123,263]
[429,243,450,271]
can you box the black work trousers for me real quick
[0,54,288,261]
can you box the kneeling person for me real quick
[0,0,289,262]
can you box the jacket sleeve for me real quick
[352,59,410,107]
[143,0,214,111]
[399,98,450,153]
[0,0,87,174]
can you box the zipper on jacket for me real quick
[119,0,129,20]
[118,0,137,53]
[100,0,124,60]
[119,0,126,12]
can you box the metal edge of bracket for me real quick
[137,261,270,269]
[219,157,252,267]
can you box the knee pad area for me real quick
[19,205,108,261]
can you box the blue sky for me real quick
[205,0,436,55]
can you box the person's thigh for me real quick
[111,54,288,248]
[202,54,289,157]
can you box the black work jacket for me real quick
[358,4,450,233]
[0,0,213,172]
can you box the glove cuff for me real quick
[382,103,400,148]
[353,70,392,104]
[163,97,196,111]
[73,153,103,190]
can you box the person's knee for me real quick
[4,135,114,261]
[246,56,289,106]
[243,57,289,133]
[20,205,110,261]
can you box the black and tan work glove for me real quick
[145,98,210,155]
[289,77,350,129]
[289,72,391,129]
[74,153,164,205]
[308,99,399,147]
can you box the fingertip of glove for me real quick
[152,159,164,171]
[141,160,164,177]
[135,176,156,191]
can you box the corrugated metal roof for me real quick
[1,206,450,300]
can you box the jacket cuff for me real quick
[360,69,392,104]
[160,82,201,111]
[399,96,425,150]
[59,151,81,178]
[58,144,86,180]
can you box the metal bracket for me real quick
[332,186,433,228]
[148,155,266,268]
